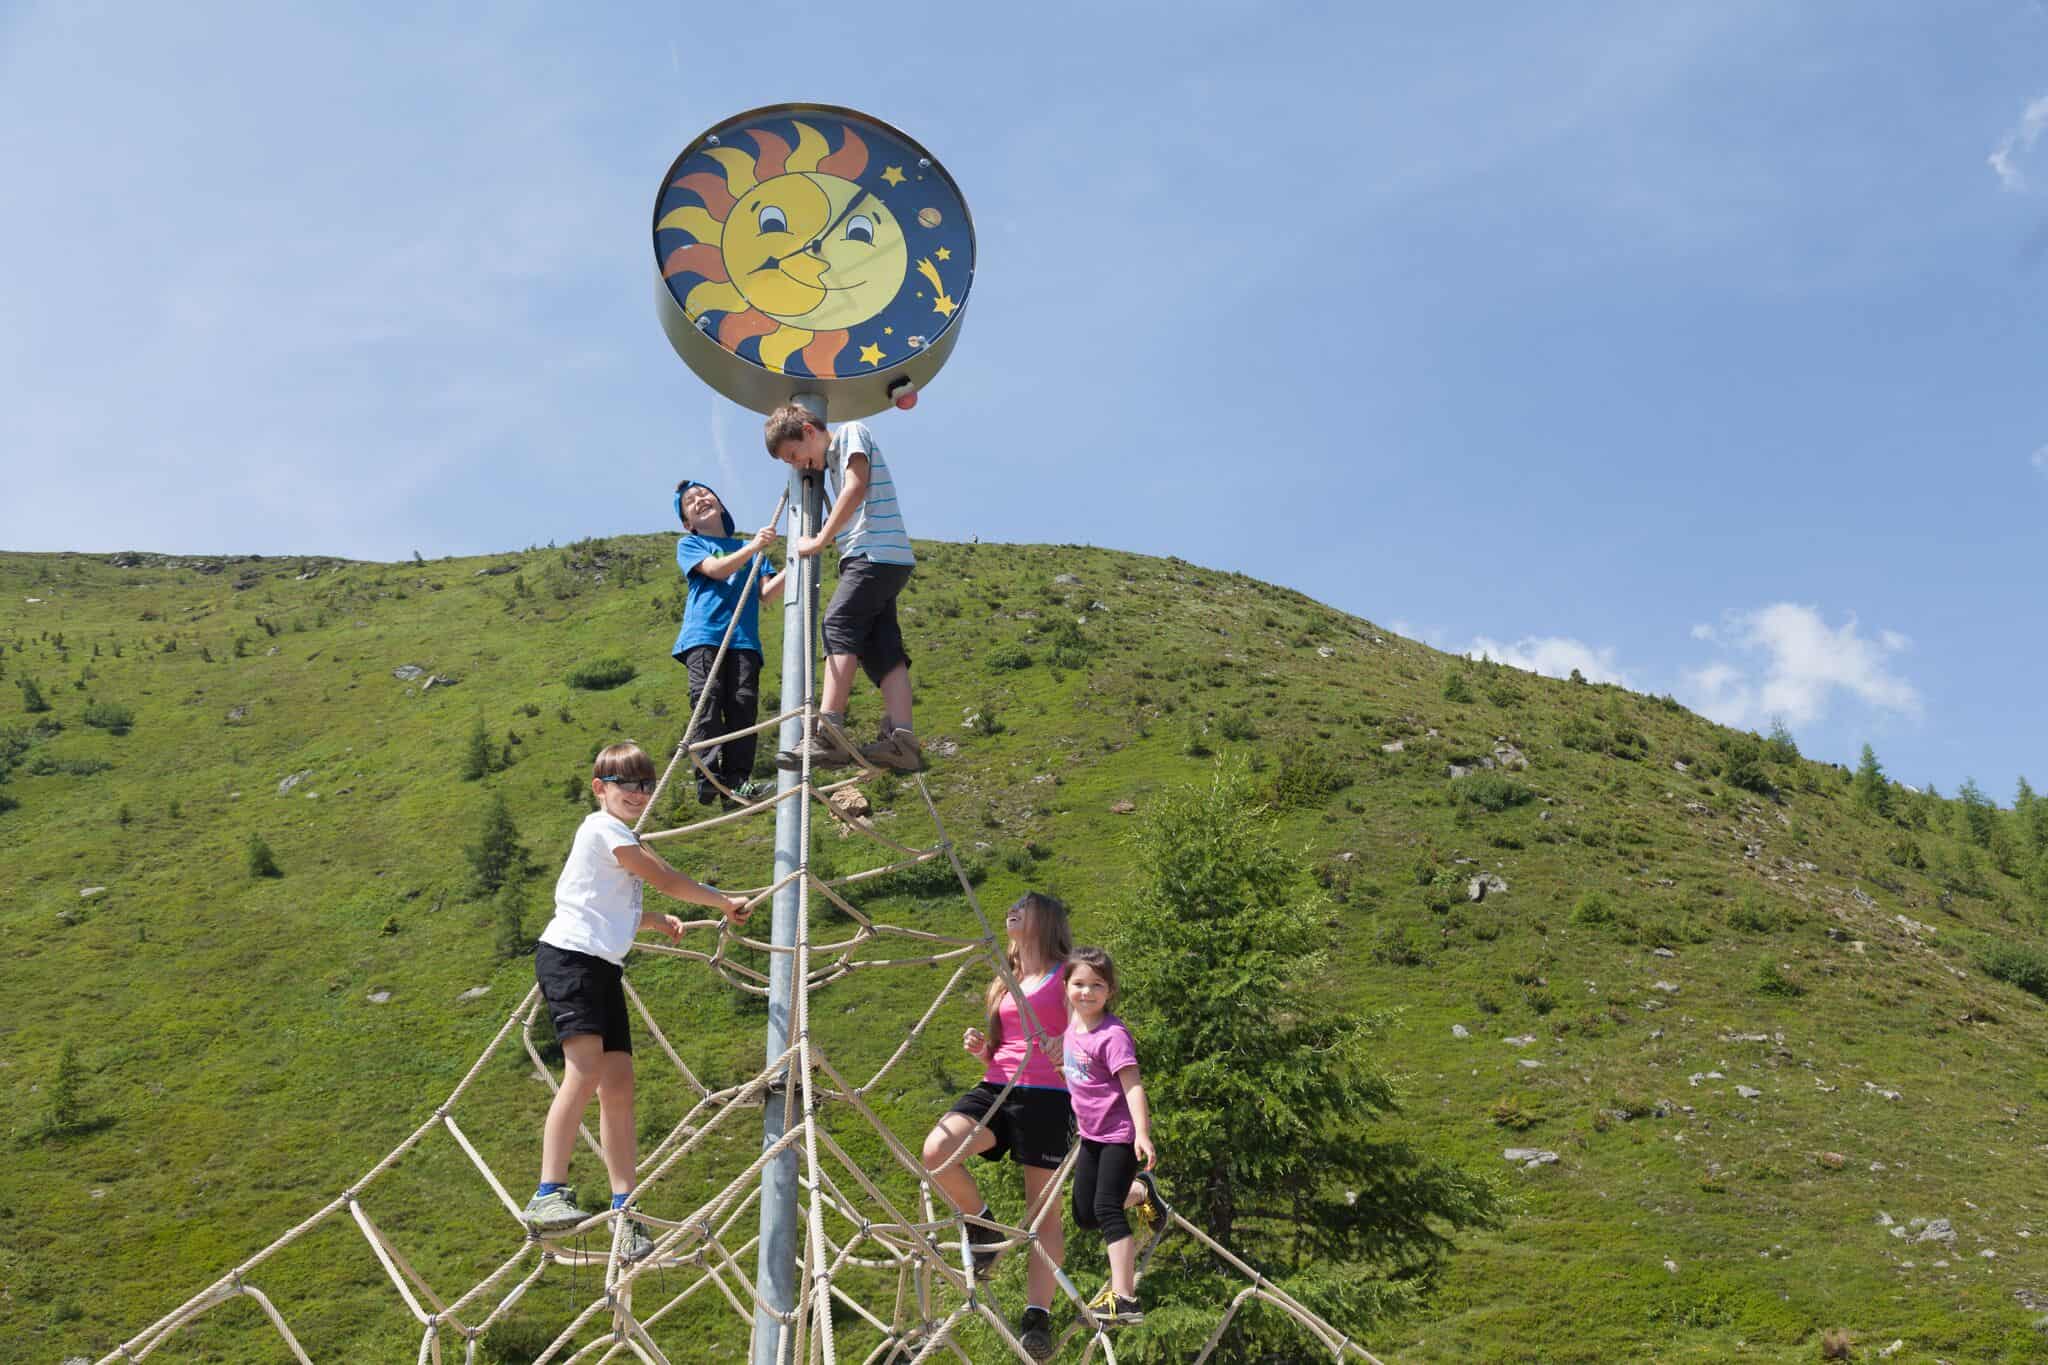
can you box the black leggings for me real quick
[1071,1138,1139,1246]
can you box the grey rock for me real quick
[1852,887,1877,908]
[1672,760,1689,774]
[392,664,426,680]
[926,738,961,758]
[1539,810,1551,821]
[1504,1035,1537,1047]
[1492,742,1528,771]
[1317,645,1336,658]
[278,770,313,795]
[1652,947,1676,958]
[1503,1148,1559,1169]
[1468,873,1508,903]
[366,990,393,1005]
[1652,981,1680,994]
[474,564,517,576]
[1053,573,1081,585]
[1451,1024,1470,1038]
[226,705,249,723]
[1916,1218,1956,1244]
[1381,740,1405,753]
[1517,1059,1543,1068]
[456,985,491,1002]
[1736,1085,1762,1099]
[421,673,456,691]
[80,886,106,898]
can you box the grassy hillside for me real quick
[4,538,2048,1364]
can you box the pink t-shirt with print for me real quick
[1062,1014,1139,1143]
[983,970,1068,1090]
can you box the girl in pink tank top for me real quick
[919,892,1075,1359]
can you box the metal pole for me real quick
[752,392,824,1364]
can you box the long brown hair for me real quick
[983,892,1073,1049]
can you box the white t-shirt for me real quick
[539,811,644,965]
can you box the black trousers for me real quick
[681,646,763,787]
[1071,1137,1139,1246]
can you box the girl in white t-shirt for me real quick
[520,742,751,1261]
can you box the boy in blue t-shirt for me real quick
[672,481,787,806]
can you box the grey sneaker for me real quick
[859,728,926,773]
[776,723,858,772]
[521,1188,587,1232]
[616,1216,656,1263]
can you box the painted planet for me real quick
[917,206,942,229]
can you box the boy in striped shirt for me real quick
[764,404,925,773]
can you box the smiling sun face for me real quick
[724,172,908,330]
[656,119,925,377]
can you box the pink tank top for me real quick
[983,970,1068,1089]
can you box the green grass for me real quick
[3,540,2048,1362]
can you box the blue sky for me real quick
[2,2,2042,795]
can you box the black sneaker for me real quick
[1107,1295,1143,1325]
[1133,1169,1169,1225]
[1017,1306,1054,1360]
[966,1209,1003,1280]
[695,780,718,807]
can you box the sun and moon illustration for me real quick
[655,112,973,381]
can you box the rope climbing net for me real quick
[97,492,1386,1365]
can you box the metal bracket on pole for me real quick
[751,391,824,1364]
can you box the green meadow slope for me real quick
[4,539,2048,1364]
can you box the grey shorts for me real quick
[822,557,913,685]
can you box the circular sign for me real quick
[654,104,976,418]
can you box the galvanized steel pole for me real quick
[751,392,823,1364]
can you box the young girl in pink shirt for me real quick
[920,892,1074,1359]
[1061,946,1163,1326]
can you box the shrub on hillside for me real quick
[565,658,636,691]
[984,644,1031,672]
[1441,672,1473,703]
[1570,891,1617,926]
[17,677,50,713]
[1718,734,1771,795]
[1976,940,2048,1001]
[1752,958,1804,997]
[247,834,282,878]
[1726,891,1779,933]
[1761,719,1800,765]
[82,700,134,735]
[1268,742,1353,809]
[1451,773,1532,813]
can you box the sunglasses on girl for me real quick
[599,776,658,794]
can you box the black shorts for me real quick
[822,557,913,686]
[947,1082,1074,1170]
[535,942,632,1054]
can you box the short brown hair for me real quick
[591,741,656,783]
[763,403,822,456]
[1065,946,1118,1002]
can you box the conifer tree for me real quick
[1853,744,1891,817]
[1104,763,1501,1359]
[466,792,530,895]
[1957,778,1996,849]
[461,715,492,781]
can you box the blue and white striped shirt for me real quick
[827,421,915,566]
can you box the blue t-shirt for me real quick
[671,534,776,657]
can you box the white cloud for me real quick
[1989,94,2048,190]
[1689,623,1717,642]
[1680,604,1921,730]
[2032,445,2048,476]
[1466,635,1634,688]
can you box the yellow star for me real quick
[883,326,893,335]
[858,342,885,366]
[881,165,906,186]
[935,247,951,261]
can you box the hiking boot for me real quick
[616,1216,656,1263]
[776,722,858,772]
[521,1188,587,1233]
[859,728,926,773]
[1017,1306,1054,1360]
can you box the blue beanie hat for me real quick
[674,481,736,537]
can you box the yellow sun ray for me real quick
[656,205,723,242]
[758,324,814,375]
[685,280,747,317]
[703,146,759,196]
[785,121,829,173]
